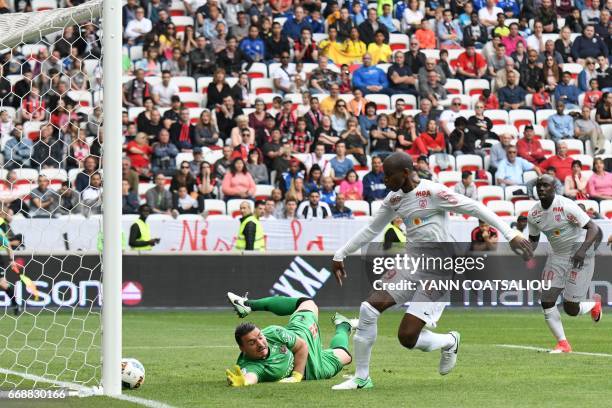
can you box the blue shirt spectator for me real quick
[547,104,575,141]
[495,146,535,186]
[282,7,312,41]
[570,27,609,61]
[498,72,527,110]
[239,27,266,62]
[331,194,353,218]
[330,144,354,180]
[306,15,324,34]
[4,130,33,169]
[554,72,580,108]
[437,11,463,48]
[352,57,392,95]
[497,0,520,17]
[362,158,388,202]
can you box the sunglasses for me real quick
[337,104,346,107]
[452,103,461,106]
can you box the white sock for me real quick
[579,301,596,315]
[543,306,566,341]
[413,329,456,352]
[354,301,380,380]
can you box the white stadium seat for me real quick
[509,109,535,130]
[600,200,612,219]
[456,154,483,172]
[437,171,461,187]
[364,94,391,110]
[203,199,227,215]
[345,200,370,217]
[515,200,538,217]
[563,139,584,155]
[464,79,490,97]
[477,185,504,205]
[487,200,515,216]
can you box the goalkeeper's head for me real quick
[235,322,268,360]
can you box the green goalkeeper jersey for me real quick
[236,325,296,383]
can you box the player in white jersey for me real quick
[332,152,533,390]
[527,175,603,353]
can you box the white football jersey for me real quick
[527,195,591,256]
[334,179,519,260]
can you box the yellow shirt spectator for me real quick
[319,39,345,65]
[320,95,339,116]
[367,42,392,64]
[340,39,367,65]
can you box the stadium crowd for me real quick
[0,0,612,222]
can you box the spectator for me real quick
[152,70,179,107]
[575,106,606,155]
[297,190,332,219]
[418,58,447,88]
[221,158,256,200]
[370,114,397,158]
[330,141,354,181]
[496,145,538,186]
[455,41,488,80]
[490,133,513,172]
[21,86,46,122]
[125,7,152,44]
[217,37,248,76]
[239,25,265,63]
[400,0,423,32]
[564,160,589,199]
[55,181,78,216]
[387,50,418,97]
[517,125,546,164]
[554,71,580,109]
[487,43,507,78]
[295,28,319,63]
[498,70,527,110]
[173,185,199,215]
[30,175,59,218]
[511,215,528,234]
[332,7,355,42]
[331,193,353,218]
[31,124,63,169]
[339,117,367,166]
[595,9,610,38]
[134,48,162,77]
[304,144,332,176]
[450,116,485,158]
[419,71,448,110]
[536,0,558,33]
[571,25,608,62]
[230,115,256,148]
[478,0,503,28]
[359,7,389,45]
[319,176,337,207]
[199,5,227,40]
[79,172,103,216]
[538,141,574,182]
[583,79,603,109]
[206,68,232,110]
[309,57,342,96]
[265,22,290,62]
[555,26,574,63]
[518,49,544,93]
[246,149,268,184]
[414,20,436,49]
[454,170,478,199]
[197,161,217,201]
[169,108,196,152]
[339,169,363,200]
[146,172,173,214]
[587,157,612,201]
[526,21,545,52]
[352,54,393,95]
[367,30,392,64]
[282,6,312,41]
[363,156,387,202]
[331,100,351,134]
[471,219,498,251]
[414,98,440,134]
[272,52,296,95]
[596,92,612,124]
[304,164,322,195]
[347,88,367,116]
[129,205,160,250]
[170,161,197,196]
[415,155,435,180]
[151,128,179,176]
[411,119,446,157]
[280,197,298,220]
[74,156,99,192]
[404,37,427,74]
[287,177,307,203]
[123,69,151,108]
[194,109,220,147]
[468,101,495,141]
[547,101,574,142]
[216,95,243,141]
[463,12,488,48]
[501,23,525,55]
[437,8,463,48]
[397,115,419,152]
[123,158,139,193]
[189,36,216,78]
[190,147,205,176]
[439,97,463,135]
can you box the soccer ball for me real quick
[121,358,145,389]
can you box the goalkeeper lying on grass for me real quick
[226,293,357,386]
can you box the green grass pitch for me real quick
[1,308,611,407]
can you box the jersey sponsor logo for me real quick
[553,207,564,213]
[279,345,288,354]
[436,190,458,204]
[554,214,561,223]
[389,195,402,205]
[569,270,578,284]
[567,214,578,224]
[553,229,561,236]
[416,190,431,198]
[271,257,331,298]
[413,217,422,225]
[418,198,427,209]
[531,209,541,217]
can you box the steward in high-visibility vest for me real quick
[235,201,265,251]
[129,204,160,250]
[383,217,406,251]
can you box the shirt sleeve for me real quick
[432,183,521,241]
[564,199,591,228]
[527,217,540,237]
[333,196,395,261]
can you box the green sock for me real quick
[329,322,351,350]
[246,296,299,316]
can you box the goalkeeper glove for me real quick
[226,365,249,387]
[279,371,303,383]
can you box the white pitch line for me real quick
[496,344,612,358]
[0,367,177,408]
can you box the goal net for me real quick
[0,0,111,395]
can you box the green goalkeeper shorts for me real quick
[285,310,344,381]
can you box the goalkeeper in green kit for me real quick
[226,292,357,386]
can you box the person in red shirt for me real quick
[516,125,546,164]
[478,89,499,109]
[454,42,487,80]
[409,119,446,157]
[583,78,603,109]
[125,132,153,177]
[537,141,573,182]
[532,82,552,110]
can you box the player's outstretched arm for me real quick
[226,365,258,387]
[279,337,308,383]
[332,203,395,286]
[572,220,603,269]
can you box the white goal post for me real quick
[0,0,123,397]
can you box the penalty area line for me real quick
[0,367,177,408]
[496,344,612,358]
